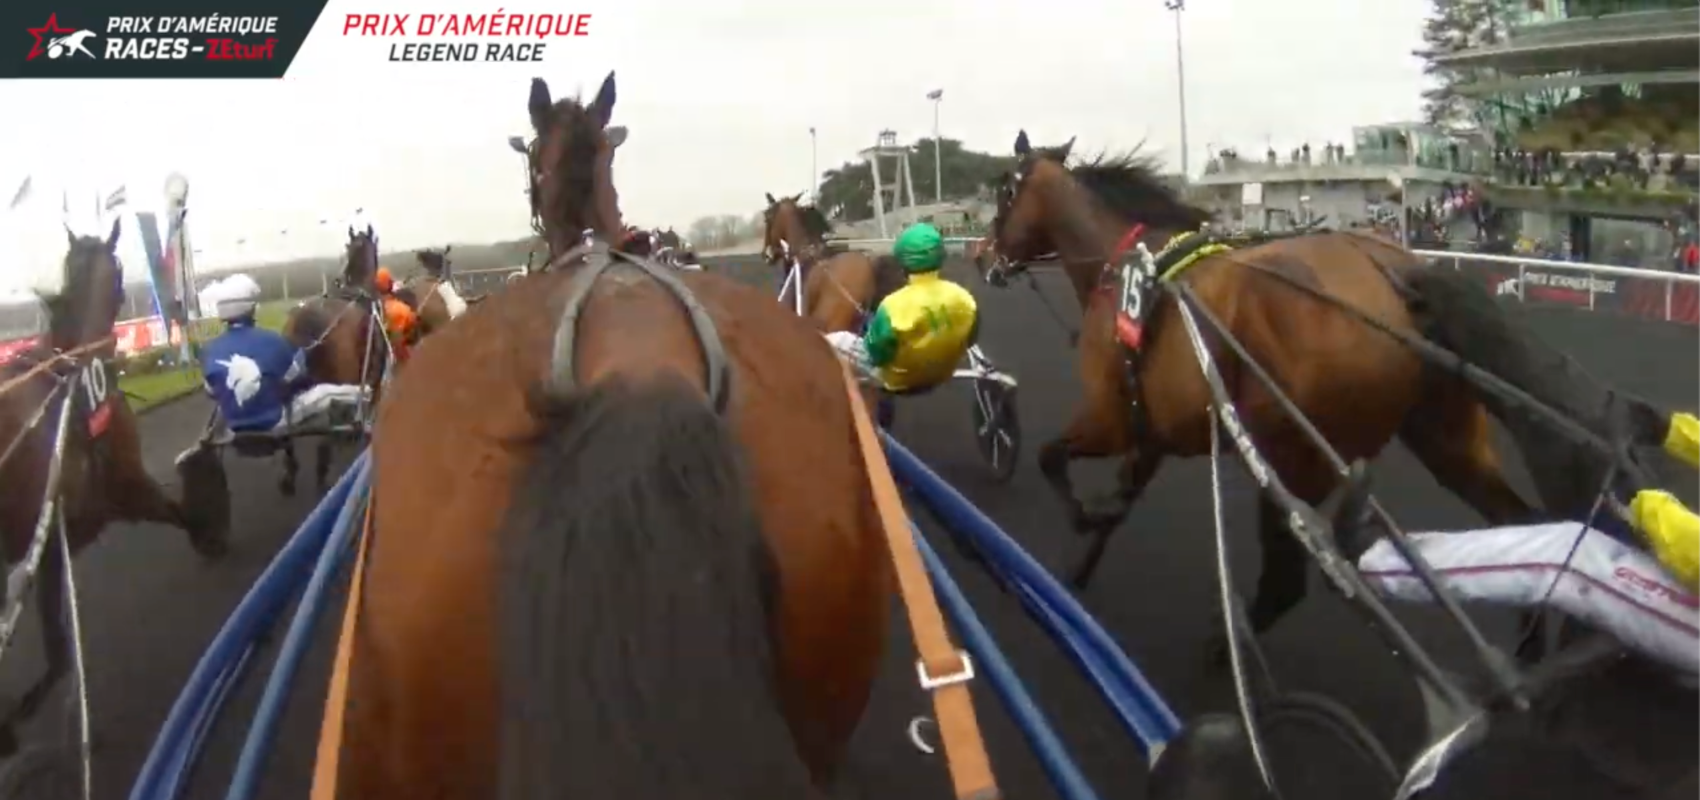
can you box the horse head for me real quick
[762,192,830,264]
[527,71,628,259]
[415,245,452,279]
[41,218,124,351]
[344,224,380,291]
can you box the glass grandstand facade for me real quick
[1435,0,1698,266]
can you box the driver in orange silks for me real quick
[373,267,419,362]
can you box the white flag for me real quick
[7,176,29,211]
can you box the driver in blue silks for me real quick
[198,274,366,433]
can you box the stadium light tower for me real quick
[1165,0,1191,182]
[926,89,944,205]
[809,126,818,203]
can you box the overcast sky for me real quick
[0,0,1431,291]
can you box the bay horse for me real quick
[400,245,479,336]
[988,130,1541,647]
[276,226,388,494]
[762,192,905,333]
[0,221,227,752]
[324,71,892,798]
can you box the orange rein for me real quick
[308,362,999,800]
[308,498,372,800]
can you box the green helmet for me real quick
[893,223,946,273]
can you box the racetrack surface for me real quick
[4,256,1694,800]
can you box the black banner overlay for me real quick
[2,0,329,79]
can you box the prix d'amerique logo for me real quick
[25,14,97,59]
[25,12,281,62]
[341,12,592,63]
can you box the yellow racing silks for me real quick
[1630,489,1700,592]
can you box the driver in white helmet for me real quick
[199,274,367,434]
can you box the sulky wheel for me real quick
[1254,691,1400,798]
[0,746,78,800]
[970,380,1020,484]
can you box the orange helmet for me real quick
[374,267,395,293]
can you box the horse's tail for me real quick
[1402,265,1676,509]
[494,373,812,799]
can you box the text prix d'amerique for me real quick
[343,12,590,63]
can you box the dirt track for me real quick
[2,255,1693,799]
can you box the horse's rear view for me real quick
[321,72,891,800]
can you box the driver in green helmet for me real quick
[825,223,979,393]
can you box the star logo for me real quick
[26,14,75,61]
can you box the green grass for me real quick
[117,299,298,412]
[121,366,204,412]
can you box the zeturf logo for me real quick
[6,1,327,79]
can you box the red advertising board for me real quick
[0,317,171,365]
[1462,257,1698,326]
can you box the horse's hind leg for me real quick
[1398,387,1535,526]
[279,441,299,496]
[314,440,334,493]
[1400,389,1552,660]
[112,457,229,559]
[1208,454,1331,666]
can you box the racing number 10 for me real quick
[82,362,109,410]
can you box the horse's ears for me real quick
[106,217,121,251]
[1055,136,1077,162]
[442,244,452,255]
[65,223,77,249]
[1014,129,1032,156]
[589,70,617,128]
[528,77,552,134]
[765,192,778,206]
[366,223,375,239]
[606,125,628,149]
[789,192,805,204]
[348,225,356,240]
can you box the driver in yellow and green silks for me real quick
[830,223,979,393]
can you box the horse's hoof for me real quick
[278,476,297,497]
[189,527,231,560]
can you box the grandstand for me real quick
[1432,0,1700,264]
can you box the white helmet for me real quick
[216,273,262,320]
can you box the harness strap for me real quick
[838,360,1000,800]
[0,337,114,400]
[309,498,374,800]
[547,244,732,412]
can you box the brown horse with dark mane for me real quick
[276,226,388,493]
[318,71,894,799]
[987,130,1542,645]
[0,221,227,752]
[399,245,484,336]
[762,192,905,333]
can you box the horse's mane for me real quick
[1047,149,1212,230]
[415,248,448,276]
[798,203,833,238]
[538,94,605,234]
